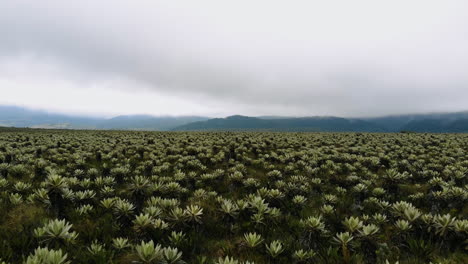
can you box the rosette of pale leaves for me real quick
[215,256,255,264]
[391,201,416,217]
[133,213,156,233]
[243,232,263,248]
[248,196,270,215]
[265,240,284,258]
[76,204,94,215]
[25,247,70,264]
[321,204,335,215]
[30,188,50,205]
[219,199,239,218]
[163,247,185,264]
[184,204,203,224]
[372,213,387,224]
[113,199,135,219]
[332,232,354,246]
[359,224,380,237]
[301,215,326,234]
[34,219,78,245]
[134,240,164,263]
[453,219,468,233]
[143,206,163,218]
[9,193,23,205]
[100,197,117,210]
[13,181,31,193]
[384,169,408,182]
[323,194,338,204]
[431,214,456,237]
[394,219,412,232]
[112,237,131,250]
[87,240,105,256]
[292,195,307,205]
[343,216,363,233]
[169,231,186,247]
[44,173,68,193]
[293,249,316,261]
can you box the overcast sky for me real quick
[1,0,467,117]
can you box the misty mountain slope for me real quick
[98,115,209,130]
[172,115,386,132]
[0,106,208,130]
[400,118,468,133]
[1,105,468,132]
[0,106,102,128]
[365,112,468,132]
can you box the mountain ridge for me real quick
[0,105,209,131]
[173,115,386,132]
[1,105,468,132]
[173,113,468,132]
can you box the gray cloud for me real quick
[1,0,467,117]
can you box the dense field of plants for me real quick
[0,129,466,263]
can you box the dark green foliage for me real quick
[0,129,466,263]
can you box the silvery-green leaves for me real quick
[34,219,78,245]
[265,240,284,258]
[243,232,263,248]
[25,247,70,264]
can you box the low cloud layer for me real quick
[1,0,467,117]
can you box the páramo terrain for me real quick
[0,128,466,263]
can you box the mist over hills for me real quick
[1,105,467,132]
[0,106,208,130]
[172,114,468,132]
[172,115,387,132]
[362,113,468,133]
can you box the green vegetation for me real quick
[0,129,467,263]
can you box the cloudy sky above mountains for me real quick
[1,0,467,117]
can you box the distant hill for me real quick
[399,118,468,133]
[173,115,386,132]
[0,106,208,131]
[364,112,468,132]
[0,106,102,129]
[1,105,467,132]
[173,113,468,132]
[97,115,209,130]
